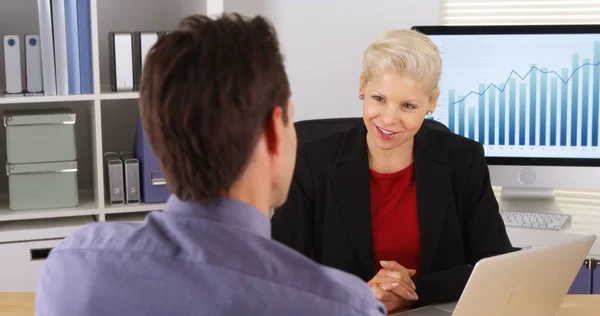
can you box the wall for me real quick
[223,0,442,121]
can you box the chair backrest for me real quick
[294,117,450,146]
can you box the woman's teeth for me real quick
[379,127,395,135]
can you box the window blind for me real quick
[442,0,600,25]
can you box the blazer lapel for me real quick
[330,123,374,280]
[413,126,451,275]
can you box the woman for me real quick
[271,29,513,312]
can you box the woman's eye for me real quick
[404,103,416,109]
[372,95,384,103]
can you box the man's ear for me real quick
[265,106,284,155]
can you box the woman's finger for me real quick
[378,281,399,291]
[378,279,417,301]
[382,270,416,290]
[390,282,419,301]
[370,283,388,301]
[380,260,416,276]
[372,273,410,290]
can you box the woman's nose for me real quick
[382,106,397,125]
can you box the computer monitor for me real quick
[411,25,600,213]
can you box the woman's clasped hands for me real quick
[367,260,419,312]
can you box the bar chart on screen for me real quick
[429,34,600,159]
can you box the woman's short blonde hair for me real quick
[363,29,442,100]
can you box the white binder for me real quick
[25,34,43,95]
[36,0,56,96]
[3,35,23,95]
[109,32,134,91]
[51,0,69,95]
[133,32,159,90]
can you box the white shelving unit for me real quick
[0,0,212,292]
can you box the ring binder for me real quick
[593,259,599,294]
[108,32,134,91]
[3,35,23,95]
[567,258,593,294]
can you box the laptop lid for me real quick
[453,234,595,316]
[394,234,595,316]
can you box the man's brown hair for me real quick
[139,13,291,203]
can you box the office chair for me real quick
[294,117,450,146]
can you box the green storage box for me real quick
[3,109,78,211]
[6,161,78,211]
[4,109,76,164]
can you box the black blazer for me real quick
[271,121,513,307]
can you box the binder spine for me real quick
[51,0,69,95]
[37,0,57,96]
[108,32,134,91]
[132,32,142,91]
[592,259,599,294]
[25,34,44,94]
[3,35,23,95]
[77,0,94,94]
[108,33,117,91]
[64,0,81,95]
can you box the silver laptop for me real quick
[393,234,596,316]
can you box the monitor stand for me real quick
[498,186,563,214]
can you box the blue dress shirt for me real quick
[36,195,386,315]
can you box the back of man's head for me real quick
[139,13,293,207]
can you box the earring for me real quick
[427,110,433,115]
[358,94,364,100]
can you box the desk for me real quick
[1,293,599,316]
[0,293,34,316]
[392,295,600,316]
[556,295,600,315]
[507,226,600,258]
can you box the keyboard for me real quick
[499,211,571,231]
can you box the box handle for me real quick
[150,171,166,186]
[4,114,75,126]
[6,163,78,175]
[30,248,53,261]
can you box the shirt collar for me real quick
[162,195,271,239]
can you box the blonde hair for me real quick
[363,29,442,100]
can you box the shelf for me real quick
[102,202,165,215]
[0,193,99,222]
[99,91,140,100]
[106,212,149,223]
[0,92,142,104]
[0,215,97,243]
[0,94,95,105]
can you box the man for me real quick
[35,13,385,316]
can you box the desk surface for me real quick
[556,295,600,316]
[1,293,599,316]
[0,293,34,316]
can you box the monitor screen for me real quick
[413,25,600,166]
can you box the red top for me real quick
[369,163,421,276]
